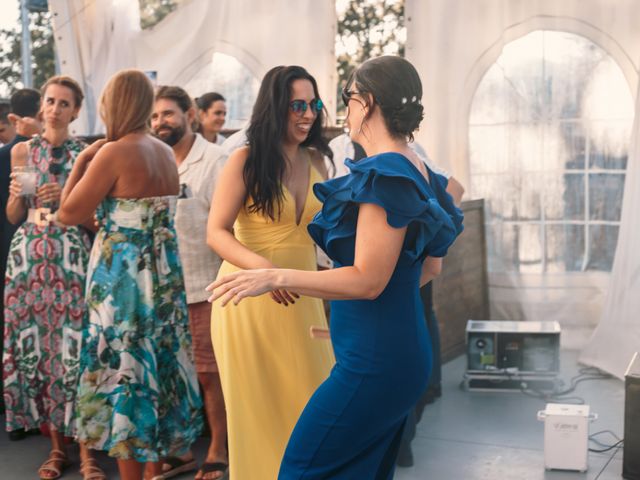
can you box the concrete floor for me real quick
[0,350,625,479]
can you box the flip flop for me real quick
[198,462,229,480]
[161,456,198,479]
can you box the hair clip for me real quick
[411,96,417,103]
[401,97,407,104]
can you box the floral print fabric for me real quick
[75,196,202,461]
[3,135,90,435]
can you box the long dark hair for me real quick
[244,65,333,220]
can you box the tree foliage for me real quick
[0,10,55,98]
[139,0,180,30]
[0,0,406,110]
[336,0,405,117]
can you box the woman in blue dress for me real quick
[207,56,463,479]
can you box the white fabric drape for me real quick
[579,82,640,378]
[405,0,640,356]
[49,0,337,135]
[49,0,140,135]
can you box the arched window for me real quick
[184,52,260,129]
[469,30,633,274]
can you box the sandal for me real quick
[38,449,72,480]
[161,456,198,479]
[197,462,229,480]
[79,457,106,480]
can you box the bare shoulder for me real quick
[306,147,328,179]
[147,134,174,159]
[10,140,29,157]
[10,140,29,166]
[225,145,249,171]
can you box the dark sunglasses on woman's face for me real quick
[289,98,323,116]
[341,88,363,108]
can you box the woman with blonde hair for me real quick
[59,69,202,480]
[3,75,105,480]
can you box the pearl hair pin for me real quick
[401,96,420,105]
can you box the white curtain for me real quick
[49,0,336,135]
[48,0,140,136]
[405,0,640,354]
[579,82,640,378]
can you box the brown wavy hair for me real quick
[100,69,154,141]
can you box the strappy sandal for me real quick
[197,462,229,480]
[79,457,107,480]
[161,456,198,479]
[38,449,72,480]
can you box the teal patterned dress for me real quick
[3,135,90,435]
[75,196,202,461]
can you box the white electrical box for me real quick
[537,403,596,472]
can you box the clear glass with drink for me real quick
[13,165,38,196]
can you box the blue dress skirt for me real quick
[279,152,464,479]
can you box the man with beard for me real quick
[151,86,229,480]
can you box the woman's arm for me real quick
[446,176,465,207]
[206,147,275,270]
[6,142,29,225]
[58,140,116,225]
[420,256,442,286]
[207,202,407,305]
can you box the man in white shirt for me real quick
[152,86,229,480]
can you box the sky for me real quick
[0,0,20,31]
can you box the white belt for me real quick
[26,208,63,227]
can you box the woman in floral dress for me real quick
[3,76,105,479]
[58,69,202,480]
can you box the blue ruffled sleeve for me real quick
[308,152,463,265]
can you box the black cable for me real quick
[589,439,623,453]
[516,366,612,404]
[588,431,624,452]
[593,442,623,480]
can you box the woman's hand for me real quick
[270,289,300,306]
[36,182,62,205]
[80,139,108,163]
[206,269,298,307]
[8,173,23,197]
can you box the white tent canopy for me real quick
[406,0,640,377]
[48,0,640,378]
[49,0,337,136]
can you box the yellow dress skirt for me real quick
[211,165,335,480]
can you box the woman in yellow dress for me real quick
[206,66,335,480]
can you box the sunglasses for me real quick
[49,147,65,175]
[289,99,323,116]
[342,87,370,108]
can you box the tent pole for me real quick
[20,0,33,88]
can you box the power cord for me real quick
[462,367,625,478]
[593,441,623,480]
[518,366,613,405]
[588,430,624,453]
